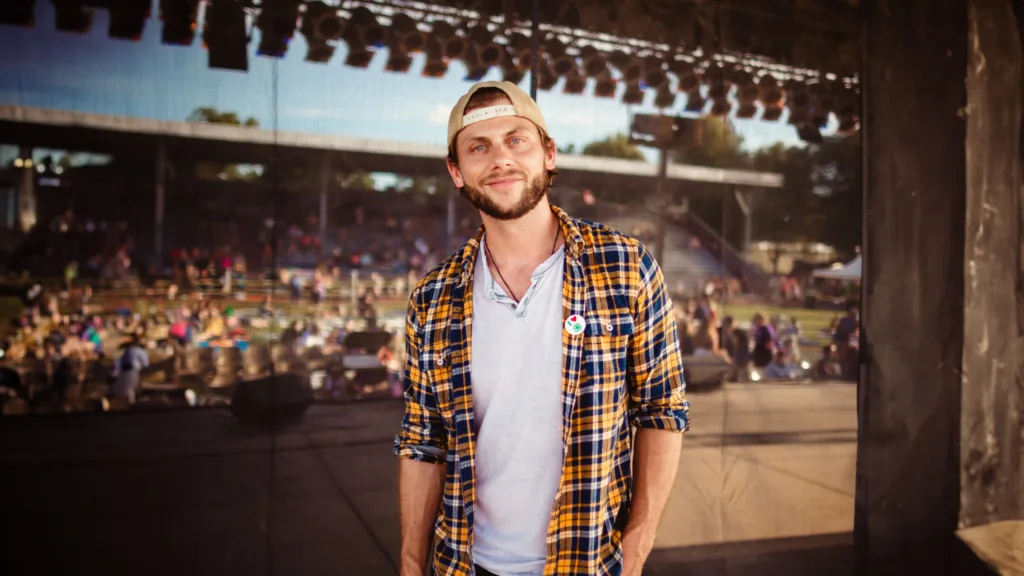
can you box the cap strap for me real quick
[462,104,516,127]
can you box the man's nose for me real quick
[488,143,515,168]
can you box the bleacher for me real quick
[577,203,728,291]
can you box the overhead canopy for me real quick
[812,255,862,281]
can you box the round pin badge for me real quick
[564,314,586,336]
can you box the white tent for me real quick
[812,255,862,281]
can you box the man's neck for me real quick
[481,199,560,267]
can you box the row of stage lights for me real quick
[0,0,859,134]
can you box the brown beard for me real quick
[458,172,549,221]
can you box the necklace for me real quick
[484,228,561,304]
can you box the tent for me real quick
[811,255,862,281]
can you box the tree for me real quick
[187,107,260,127]
[581,133,646,162]
[557,143,577,154]
[674,118,749,169]
[186,107,261,181]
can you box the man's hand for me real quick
[620,530,655,576]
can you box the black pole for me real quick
[530,0,540,100]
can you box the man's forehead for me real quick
[457,113,537,144]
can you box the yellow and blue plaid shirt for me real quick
[394,205,689,575]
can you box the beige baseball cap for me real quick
[447,81,548,152]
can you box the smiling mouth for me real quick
[486,177,523,186]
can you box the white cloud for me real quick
[426,104,450,125]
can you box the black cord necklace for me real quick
[484,228,561,304]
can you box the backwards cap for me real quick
[447,81,548,151]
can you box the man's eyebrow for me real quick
[463,127,530,146]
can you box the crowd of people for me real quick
[674,294,860,382]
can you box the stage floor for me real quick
[0,382,856,575]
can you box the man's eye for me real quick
[509,138,524,145]
[472,145,486,152]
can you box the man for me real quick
[394,80,689,576]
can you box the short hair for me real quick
[447,88,558,186]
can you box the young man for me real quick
[394,80,689,576]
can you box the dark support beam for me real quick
[962,0,1024,529]
[857,0,967,573]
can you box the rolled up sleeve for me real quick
[392,293,448,464]
[627,245,690,432]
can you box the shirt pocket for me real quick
[580,309,634,407]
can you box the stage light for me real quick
[537,55,558,91]
[107,0,150,40]
[642,57,667,89]
[502,58,525,85]
[705,65,731,116]
[257,0,301,58]
[581,50,607,78]
[203,0,249,71]
[563,71,586,95]
[298,1,342,62]
[0,0,33,26]
[622,59,642,83]
[551,55,576,77]
[796,123,823,143]
[422,35,448,78]
[759,74,784,121]
[607,49,630,72]
[835,88,859,133]
[786,80,811,125]
[544,36,567,59]
[594,71,616,98]
[463,44,489,81]
[810,83,836,128]
[734,70,759,119]
[443,35,466,60]
[53,0,93,34]
[385,39,413,73]
[654,84,676,109]
[622,82,644,105]
[478,43,503,67]
[160,0,199,45]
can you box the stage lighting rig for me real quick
[0,0,34,26]
[203,0,249,71]
[257,0,301,58]
[53,0,93,33]
[299,1,342,62]
[160,0,199,45]
[642,57,667,90]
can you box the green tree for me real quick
[187,107,260,127]
[187,107,262,181]
[557,143,577,154]
[581,133,646,161]
[674,118,749,169]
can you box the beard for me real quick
[459,171,549,221]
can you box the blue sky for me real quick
[0,1,805,158]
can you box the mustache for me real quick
[484,171,526,183]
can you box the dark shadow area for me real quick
[645,532,854,576]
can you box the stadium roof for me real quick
[0,104,782,193]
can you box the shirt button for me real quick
[437,358,445,367]
[606,323,614,332]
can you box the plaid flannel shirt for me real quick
[394,205,689,576]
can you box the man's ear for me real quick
[544,139,557,171]
[446,158,465,188]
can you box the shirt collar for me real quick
[456,204,584,287]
